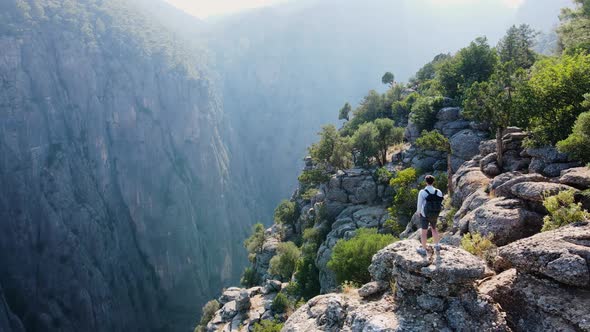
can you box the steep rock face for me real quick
[0,1,251,331]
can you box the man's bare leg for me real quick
[431,226,439,245]
[421,229,428,250]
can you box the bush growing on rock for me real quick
[270,292,290,314]
[194,299,220,332]
[269,242,301,281]
[461,232,496,259]
[240,267,259,287]
[542,190,590,231]
[274,200,297,225]
[309,124,352,169]
[298,169,330,189]
[253,319,284,332]
[410,95,445,132]
[388,168,420,223]
[352,122,379,167]
[244,223,266,262]
[557,111,590,163]
[328,228,397,285]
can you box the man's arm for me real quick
[416,190,424,217]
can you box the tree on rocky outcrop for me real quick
[352,122,379,167]
[415,130,453,195]
[338,102,352,121]
[269,242,301,281]
[374,118,405,166]
[557,110,590,163]
[382,71,395,87]
[542,190,590,231]
[245,223,266,263]
[309,125,352,170]
[463,64,525,169]
[274,200,297,225]
[194,300,220,332]
[409,95,445,132]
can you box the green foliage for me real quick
[328,228,397,285]
[342,90,388,134]
[194,299,220,332]
[375,167,393,184]
[301,189,319,201]
[414,53,451,83]
[410,96,445,132]
[497,24,538,71]
[298,169,331,188]
[374,118,405,166]
[388,168,420,222]
[292,255,321,300]
[557,111,590,163]
[252,319,284,332]
[309,125,352,169]
[240,267,260,287]
[558,0,590,54]
[434,172,449,195]
[274,200,297,225]
[270,293,289,314]
[415,130,450,153]
[442,207,458,232]
[391,92,419,127]
[352,122,379,167]
[519,53,590,145]
[382,72,395,86]
[269,242,301,281]
[339,102,352,121]
[461,233,496,258]
[244,223,266,262]
[542,190,590,231]
[438,37,497,99]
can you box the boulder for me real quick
[451,166,490,207]
[502,149,530,172]
[450,129,488,161]
[493,173,548,198]
[348,178,377,204]
[510,182,578,203]
[560,167,590,189]
[543,162,582,178]
[436,107,461,121]
[479,139,497,156]
[438,120,471,138]
[219,287,243,305]
[358,281,389,298]
[481,269,590,332]
[405,121,420,143]
[462,198,543,246]
[523,146,569,163]
[263,280,282,294]
[411,155,438,172]
[453,188,489,233]
[498,222,590,288]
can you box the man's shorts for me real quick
[421,215,438,230]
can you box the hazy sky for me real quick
[164,0,527,18]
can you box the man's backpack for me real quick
[424,189,443,218]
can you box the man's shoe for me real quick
[434,243,441,252]
[416,247,427,256]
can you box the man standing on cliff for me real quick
[416,175,443,255]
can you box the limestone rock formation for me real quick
[481,222,590,331]
[560,167,590,189]
[284,240,509,331]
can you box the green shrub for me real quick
[557,111,590,163]
[388,168,420,222]
[194,299,220,332]
[270,293,289,314]
[410,95,445,132]
[542,190,590,231]
[252,319,284,332]
[292,255,321,300]
[244,223,266,262]
[268,242,301,281]
[301,189,319,201]
[375,167,393,184]
[461,233,496,258]
[309,125,352,169]
[298,169,331,188]
[327,228,397,285]
[352,122,379,167]
[441,207,458,232]
[434,173,449,194]
[240,267,259,287]
[274,200,297,225]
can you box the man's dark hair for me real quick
[425,175,435,185]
